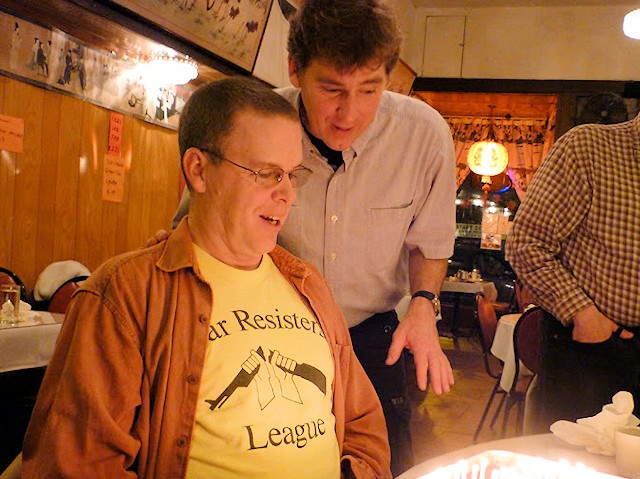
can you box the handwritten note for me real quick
[0,114,24,153]
[102,154,126,203]
[108,112,123,156]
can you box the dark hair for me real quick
[287,0,402,75]
[178,76,298,160]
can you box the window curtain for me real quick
[446,112,556,199]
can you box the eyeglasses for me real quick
[199,148,312,188]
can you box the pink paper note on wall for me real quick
[102,154,126,203]
[0,114,24,153]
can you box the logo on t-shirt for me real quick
[206,346,327,411]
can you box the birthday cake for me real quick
[417,450,622,479]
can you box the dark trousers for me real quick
[538,312,640,430]
[349,311,413,478]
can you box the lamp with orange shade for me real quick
[467,106,509,207]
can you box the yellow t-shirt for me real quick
[186,246,340,479]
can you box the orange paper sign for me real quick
[102,154,126,203]
[0,114,24,153]
[108,112,123,156]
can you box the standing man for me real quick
[23,77,390,479]
[506,115,640,429]
[173,1,456,473]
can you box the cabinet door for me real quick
[422,15,466,78]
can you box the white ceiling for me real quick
[410,0,637,7]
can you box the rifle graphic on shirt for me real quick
[205,347,326,410]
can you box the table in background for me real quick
[0,312,64,373]
[440,279,497,337]
[397,433,618,479]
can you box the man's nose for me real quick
[337,92,357,119]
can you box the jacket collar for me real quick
[157,217,310,282]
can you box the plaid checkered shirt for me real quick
[506,114,640,326]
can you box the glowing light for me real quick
[623,9,640,39]
[467,140,509,182]
[144,53,198,86]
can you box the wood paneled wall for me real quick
[0,75,181,295]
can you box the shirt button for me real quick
[330,253,337,261]
[198,314,207,324]
[331,215,338,222]
[176,437,188,448]
[187,375,197,384]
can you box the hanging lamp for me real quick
[623,8,640,39]
[467,105,509,207]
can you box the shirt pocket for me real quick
[365,202,412,273]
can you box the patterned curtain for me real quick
[446,112,556,199]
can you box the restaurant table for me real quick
[440,279,498,337]
[0,311,63,373]
[397,433,620,479]
[441,279,498,302]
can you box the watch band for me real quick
[411,290,441,316]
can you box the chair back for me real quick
[476,294,501,378]
[511,306,543,389]
[0,267,22,288]
[47,276,88,314]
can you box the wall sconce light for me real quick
[467,105,509,207]
[623,8,640,39]
[144,53,198,86]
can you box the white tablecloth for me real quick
[441,280,498,302]
[397,433,619,479]
[491,312,524,391]
[0,311,63,373]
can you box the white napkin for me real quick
[550,391,640,456]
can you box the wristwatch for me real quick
[411,290,441,316]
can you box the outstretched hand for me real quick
[386,300,454,394]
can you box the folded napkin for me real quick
[550,391,640,456]
[0,300,41,323]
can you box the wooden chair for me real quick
[47,276,88,314]
[472,294,508,442]
[0,268,21,288]
[501,306,543,436]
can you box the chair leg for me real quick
[473,379,503,443]
[489,393,507,429]
[501,396,514,438]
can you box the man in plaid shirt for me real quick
[506,114,640,429]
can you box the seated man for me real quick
[22,77,391,479]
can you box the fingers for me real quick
[385,336,404,366]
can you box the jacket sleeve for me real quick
[337,343,392,479]
[22,289,142,478]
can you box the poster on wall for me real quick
[480,212,502,251]
[111,0,274,72]
[0,11,193,129]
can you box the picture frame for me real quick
[387,58,416,96]
[111,0,274,72]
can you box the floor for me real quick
[0,334,519,473]
[409,335,520,464]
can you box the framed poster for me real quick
[111,0,274,71]
[387,58,416,96]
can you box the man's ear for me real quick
[288,55,301,88]
[182,148,208,194]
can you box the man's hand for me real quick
[386,298,454,394]
[572,304,634,342]
[145,229,171,247]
